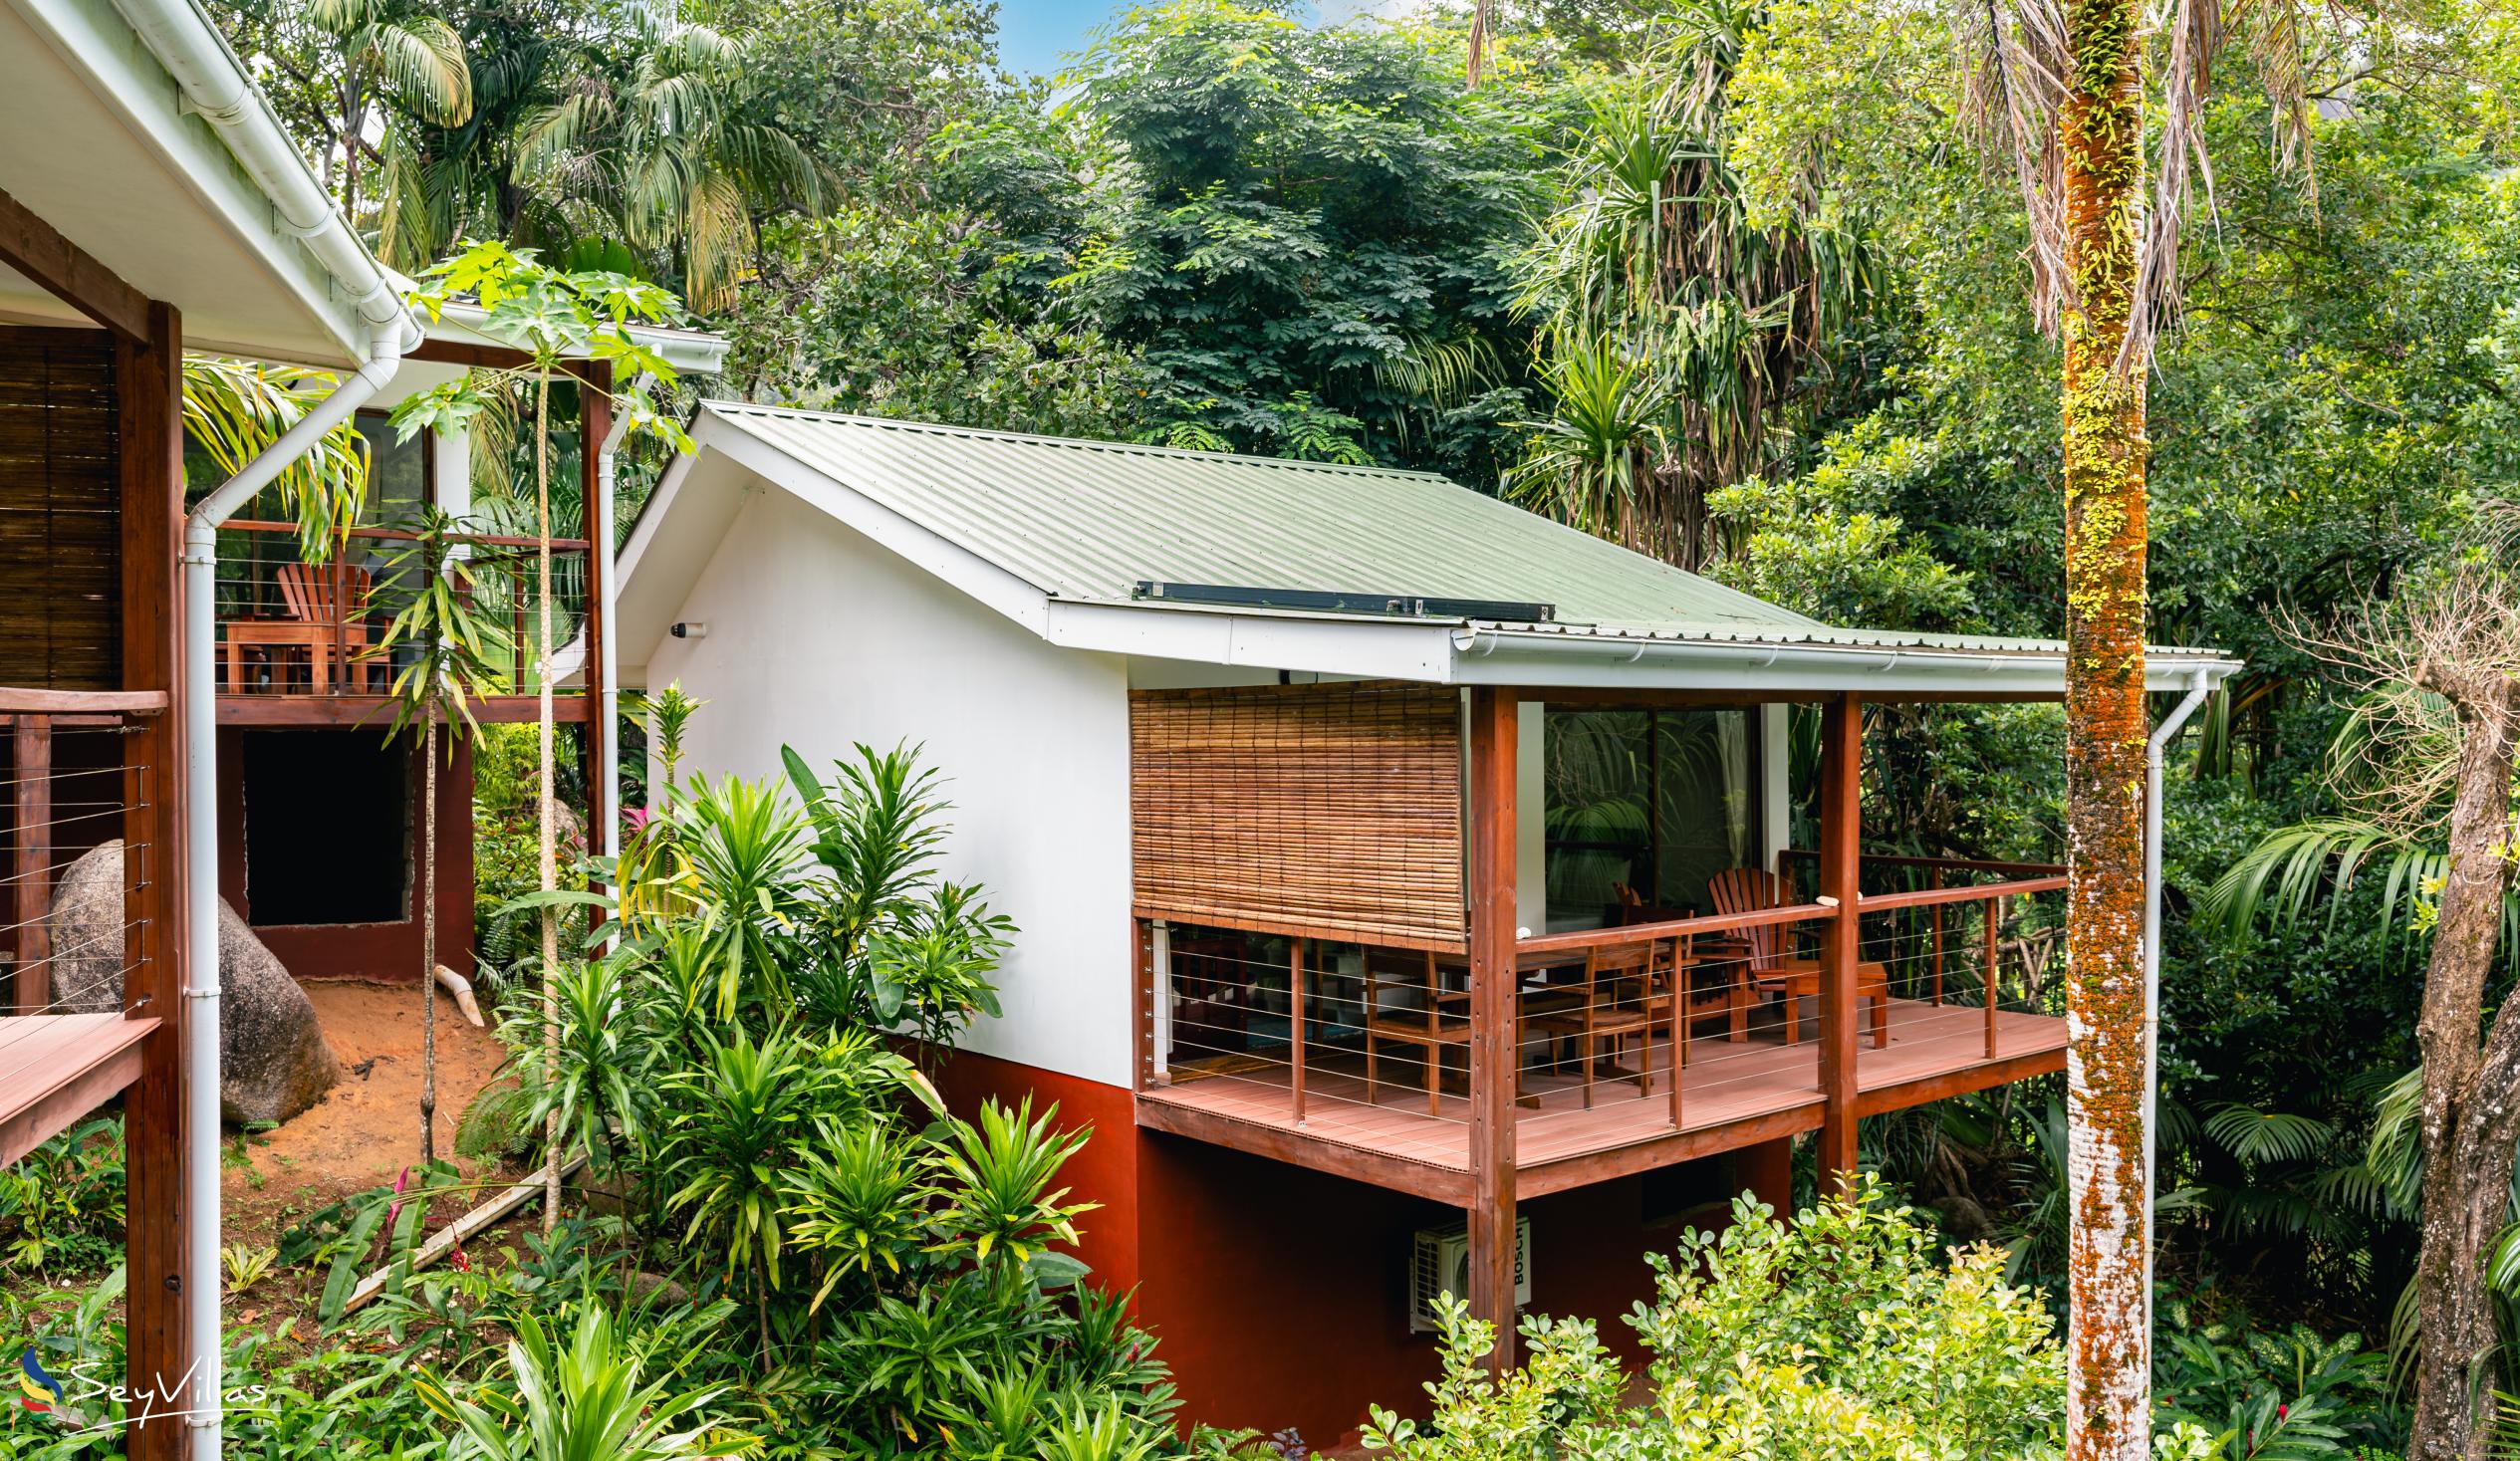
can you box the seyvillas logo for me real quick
[17,1349,63,1413]
[8,1348,268,1437]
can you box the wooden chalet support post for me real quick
[1465,686,1519,1368]
[1816,692,1862,1193]
[119,300,190,1459]
[578,363,611,855]
[13,715,50,1011]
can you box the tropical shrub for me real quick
[2153,1305,2402,1459]
[0,1118,127,1275]
[1362,1178,2066,1460]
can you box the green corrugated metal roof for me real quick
[705,402,1820,631]
[697,402,2235,666]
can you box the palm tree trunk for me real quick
[421,718,437,1162]
[536,371,561,1232]
[2058,0,2151,1454]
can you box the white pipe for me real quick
[2142,670,2213,1348]
[101,6,416,1457]
[178,315,411,1458]
[597,378,642,883]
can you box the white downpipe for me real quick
[179,310,415,1458]
[2142,669,2213,1342]
[597,380,641,884]
[99,6,417,1455]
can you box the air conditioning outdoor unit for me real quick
[1408,1217,1532,1334]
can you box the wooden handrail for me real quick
[1779,849,2065,877]
[220,518,593,552]
[0,688,165,714]
[1857,874,2068,911]
[1517,900,1838,954]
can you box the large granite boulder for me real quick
[48,841,341,1125]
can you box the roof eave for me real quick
[1448,626,2245,697]
[422,295,730,374]
[13,0,388,365]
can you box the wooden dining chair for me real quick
[1706,866,1890,1048]
[1169,933,1249,1067]
[1524,939,1660,1109]
[1362,948,1469,1115]
[1643,930,1751,1059]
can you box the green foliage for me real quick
[723,205,1151,442]
[1363,1179,2065,1460]
[1011,0,1577,475]
[182,357,374,561]
[1508,20,1871,566]
[417,1307,745,1460]
[0,1118,126,1275]
[366,505,517,740]
[2154,1306,2401,1459]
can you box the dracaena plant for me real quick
[418,1307,745,1461]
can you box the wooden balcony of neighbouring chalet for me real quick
[0,691,169,1165]
[1124,681,2070,1205]
[212,517,597,726]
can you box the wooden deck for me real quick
[1135,997,2065,1203]
[0,1013,159,1166]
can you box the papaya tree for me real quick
[366,506,513,1161]
[393,242,691,1225]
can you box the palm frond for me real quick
[362,17,474,127]
[2203,1102,2337,1165]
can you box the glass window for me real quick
[1543,706,1756,931]
[350,412,427,526]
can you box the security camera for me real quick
[670,620,707,639]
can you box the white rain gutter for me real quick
[2142,669,2213,1342]
[109,3,421,1456]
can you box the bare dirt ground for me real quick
[223,980,519,1254]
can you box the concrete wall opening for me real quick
[241,729,410,925]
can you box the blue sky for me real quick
[992,0,1418,79]
[993,0,1121,78]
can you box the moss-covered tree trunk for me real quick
[2406,674,2520,1461]
[2058,0,2151,1454]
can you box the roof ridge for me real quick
[697,399,1456,483]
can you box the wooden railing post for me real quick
[1466,687,1520,1370]
[1984,893,2002,1059]
[578,365,611,857]
[1289,936,1308,1126]
[1928,866,1944,1005]
[1817,693,1862,1195]
[13,715,51,1012]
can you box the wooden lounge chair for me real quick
[224,560,378,694]
[1362,948,1469,1115]
[1706,867,1890,1048]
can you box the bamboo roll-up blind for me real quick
[0,330,121,691]
[1131,682,1467,950]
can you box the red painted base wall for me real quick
[933,1048,1796,1448]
